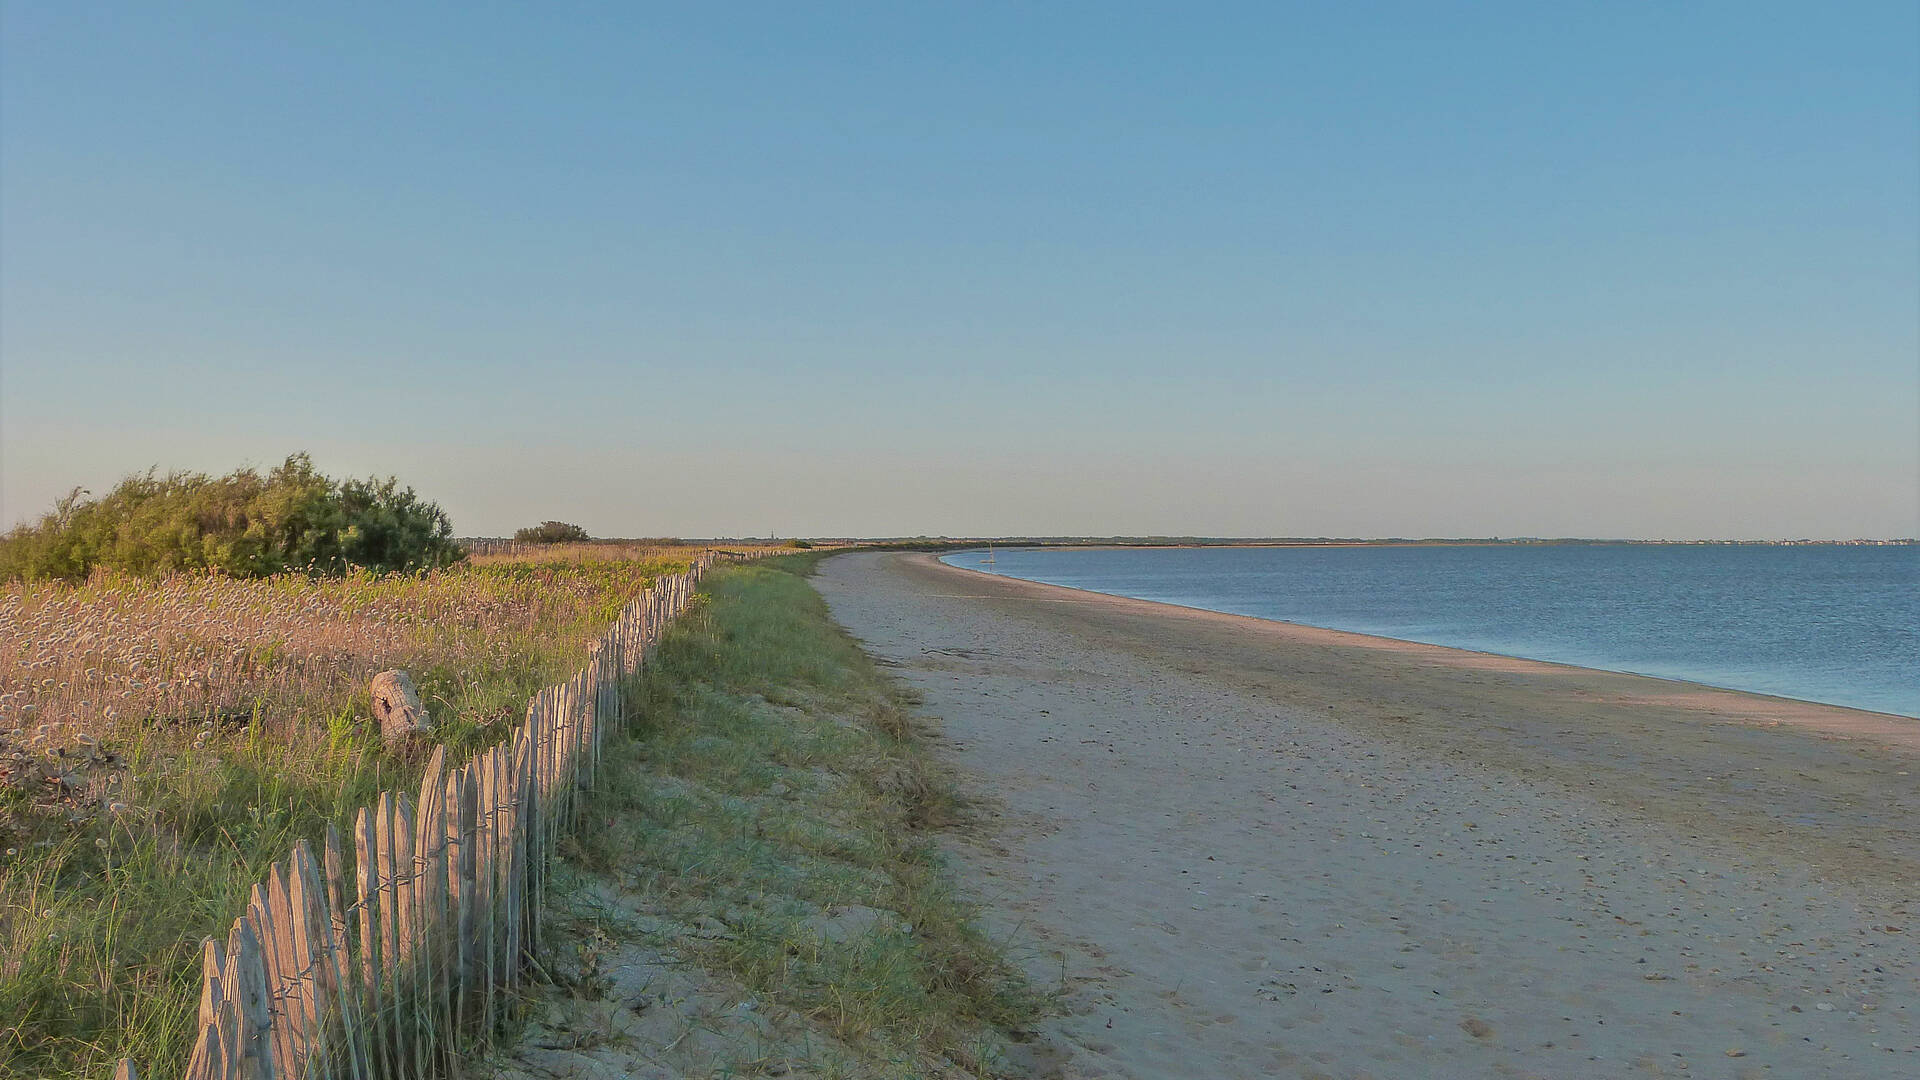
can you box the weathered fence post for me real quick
[413,747,451,1069]
[323,825,370,1080]
[228,914,275,1080]
[353,806,391,1080]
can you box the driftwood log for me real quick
[369,669,431,746]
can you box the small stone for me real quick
[693,915,735,939]
[802,904,907,944]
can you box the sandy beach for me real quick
[813,552,1920,1080]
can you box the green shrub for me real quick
[782,538,814,549]
[513,521,591,544]
[0,453,463,582]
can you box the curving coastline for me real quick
[817,550,1920,1077]
[939,544,1920,721]
[935,550,1920,740]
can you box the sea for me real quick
[940,543,1920,718]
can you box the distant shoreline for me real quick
[837,537,1915,550]
[450,536,1919,549]
[921,552,1920,733]
[932,537,1917,551]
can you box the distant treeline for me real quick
[0,453,463,582]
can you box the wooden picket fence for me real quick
[454,538,527,558]
[119,554,727,1080]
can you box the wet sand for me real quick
[813,552,1920,1080]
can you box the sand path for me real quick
[813,552,1920,1080]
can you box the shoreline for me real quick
[927,538,1916,551]
[896,551,1920,888]
[932,550,1920,733]
[815,551,1920,1076]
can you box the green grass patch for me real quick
[570,556,1043,1075]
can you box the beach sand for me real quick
[813,552,1920,1079]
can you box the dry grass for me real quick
[0,561,682,824]
[0,549,701,1080]
[466,540,809,568]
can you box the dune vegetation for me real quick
[0,541,696,1078]
[1,451,1006,1078]
[530,555,1045,1077]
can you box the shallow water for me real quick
[943,543,1920,717]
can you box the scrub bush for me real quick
[0,453,462,581]
[514,520,591,544]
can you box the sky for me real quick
[3,3,1916,540]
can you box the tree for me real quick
[513,521,591,544]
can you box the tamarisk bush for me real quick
[0,453,463,581]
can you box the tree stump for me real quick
[370,670,432,746]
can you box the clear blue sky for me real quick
[4,3,1915,539]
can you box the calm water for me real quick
[942,544,1920,718]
